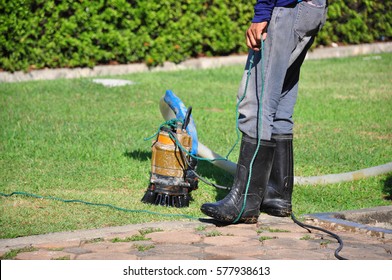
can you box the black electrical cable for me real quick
[168,129,230,191]
[155,116,348,260]
[191,170,230,190]
[291,212,347,260]
[1,191,347,260]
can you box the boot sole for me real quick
[261,207,291,217]
[201,205,259,224]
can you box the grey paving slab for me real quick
[1,212,391,260]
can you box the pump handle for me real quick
[182,106,192,130]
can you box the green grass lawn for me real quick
[1,53,391,239]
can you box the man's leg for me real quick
[262,0,329,216]
[200,6,299,223]
[237,6,298,141]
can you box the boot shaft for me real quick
[200,134,276,224]
[269,134,294,192]
[238,134,276,197]
[261,134,294,217]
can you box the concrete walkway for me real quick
[1,42,391,83]
[1,212,390,260]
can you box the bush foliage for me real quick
[1,0,391,72]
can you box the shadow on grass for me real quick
[196,160,233,201]
[382,174,392,200]
[123,149,151,161]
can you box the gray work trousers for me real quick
[237,0,328,140]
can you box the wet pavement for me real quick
[1,207,391,260]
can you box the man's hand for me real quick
[246,22,268,51]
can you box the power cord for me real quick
[152,47,347,259]
[1,190,347,259]
[0,191,198,220]
[291,212,347,260]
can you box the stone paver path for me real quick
[1,214,391,260]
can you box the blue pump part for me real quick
[163,90,199,155]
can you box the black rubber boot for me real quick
[260,134,294,217]
[200,134,275,224]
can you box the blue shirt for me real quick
[252,0,298,22]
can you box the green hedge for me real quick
[1,0,391,72]
[315,0,392,46]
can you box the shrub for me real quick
[316,0,392,46]
[0,0,390,72]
